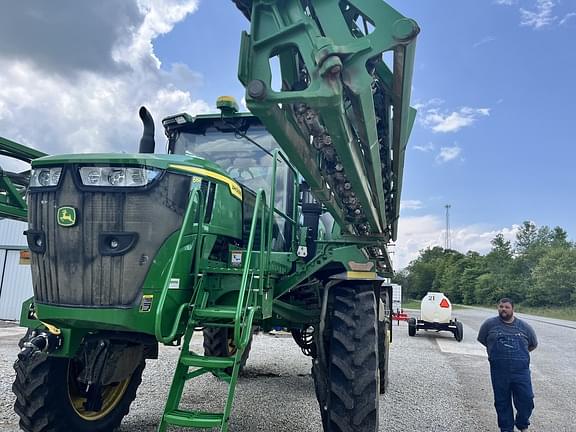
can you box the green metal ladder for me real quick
[156,189,269,432]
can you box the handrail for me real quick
[155,188,206,343]
[234,188,267,348]
[239,306,256,352]
[272,207,296,225]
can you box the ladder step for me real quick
[194,306,237,320]
[195,322,235,329]
[181,353,234,369]
[163,409,224,428]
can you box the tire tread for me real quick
[12,340,144,432]
[326,285,379,432]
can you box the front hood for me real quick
[31,152,227,175]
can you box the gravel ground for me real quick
[1,308,574,431]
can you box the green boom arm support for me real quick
[0,136,47,221]
[235,0,418,242]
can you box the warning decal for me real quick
[140,295,154,312]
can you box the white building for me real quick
[0,219,33,320]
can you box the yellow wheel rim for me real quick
[228,337,238,355]
[67,362,131,421]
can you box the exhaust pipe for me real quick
[138,106,155,153]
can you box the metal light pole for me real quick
[445,204,451,250]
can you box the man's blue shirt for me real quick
[477,316,538,367]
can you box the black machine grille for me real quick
[28,168,190,307]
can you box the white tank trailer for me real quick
[408,292,463,341]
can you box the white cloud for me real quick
[436,146,462,163]
[0,0,211,155]
[495,0,573,29]
[413,142,434,152]
[400,200,423,210]
[560,12,576,25]
[421,106,491,133]
[392,215,519,269]
[520,0,558,28]
[113,0,199,70]
[473,36,496,48]
[413,98,444,111]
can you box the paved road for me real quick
[0,307,573,431]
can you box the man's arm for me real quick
[526,322,538,351]
[477,320,490,347]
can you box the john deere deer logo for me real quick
[57,207,77,227]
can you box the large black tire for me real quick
[325,284,379,432]
[378,295,391,395]
[454,320,464,342]
[203,327,252,375]
[311,355,329,431]
[408,317,417,337]
[17,329,34,349]
[12,351,144,432]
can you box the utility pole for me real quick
[445,204,451,250]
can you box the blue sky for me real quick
[0,0,574,267]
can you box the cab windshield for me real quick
[171,126,288,210]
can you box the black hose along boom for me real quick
[237,0,418,250]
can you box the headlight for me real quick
[30,167,62,187]
[78,166,160,187]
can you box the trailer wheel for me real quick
[12,351,144,432]
[203,327,252,375]
[408,317,417,337]
[324,284,379,432]
[378,293,391,394]
[454,320,464,342]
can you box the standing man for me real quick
[477,298,538,432]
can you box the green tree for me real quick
[403,246,446,299]
[437,250,465,303]
[474,273,504,304]
[515,222,553,267]
[513,222,557,302]
[551,226,570,248]
[396,222,575,308]
[392,268,408,288]
[528,247,576,306]
[515,221,539,255]
[490,233,513,260]
[480,233,523,302]
[406,260,436,300]
[459,251,487,304]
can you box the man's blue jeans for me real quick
[490,365,534,432]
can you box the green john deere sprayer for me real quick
[0,1,418,431]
